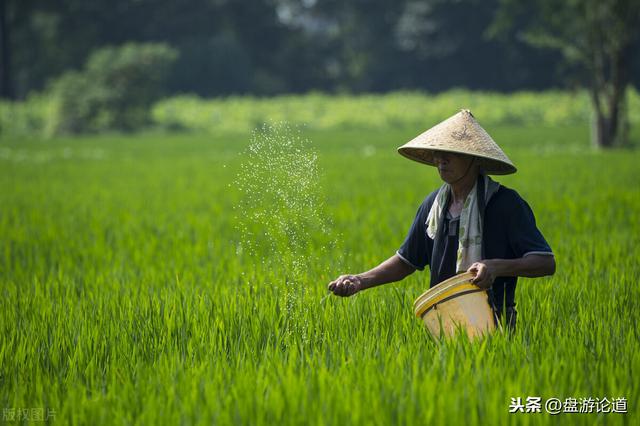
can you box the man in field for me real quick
[328,109,555,329]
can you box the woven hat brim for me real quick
[397,146,517,175]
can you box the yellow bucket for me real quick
[413,272,498,339]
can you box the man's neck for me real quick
[450,173,479,204]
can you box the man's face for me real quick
[432,151,476,184]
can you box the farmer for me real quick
[327,109,555,329]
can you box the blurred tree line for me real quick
[5,0,639,99]
[1,0,638,145]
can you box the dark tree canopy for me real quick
[492,0,640,146]
[1,0,638,102]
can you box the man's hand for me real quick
[467,261,496,289]
[328,274,364,297]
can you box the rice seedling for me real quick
[1,121,638,425]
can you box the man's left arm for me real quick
[468,255,556,289]
[470,190,556,289]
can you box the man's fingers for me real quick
[339,283,349,296]
[339,280,352,296]
[465,262,494,289]
[334,282,349,296]
[346,278,361,296]
[468,265,479,276]
[328,275,361,297]
[328,275,346,292]
[342,280,353,296]
[469,263,484,282]
[349,283,358,296]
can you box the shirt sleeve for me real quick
[506,192,553,258]
[396,198,431,271]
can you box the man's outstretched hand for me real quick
[328,274,363,297]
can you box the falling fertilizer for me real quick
[234,122,336,342]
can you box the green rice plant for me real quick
[0,124,638,425]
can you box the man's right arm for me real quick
[328,193,434,297]
[328,254,416,297]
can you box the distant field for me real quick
[3,89,640,139]
[1,125,639,425]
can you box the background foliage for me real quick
[46,43,177,134]
[4,0,639,100]
[2,88,639,138]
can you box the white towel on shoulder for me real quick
[426,175,500,273]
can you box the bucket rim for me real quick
[413,272,480,317]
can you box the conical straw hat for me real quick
[397,109,516,175]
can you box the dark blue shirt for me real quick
[396,184,553,314]
[436,212,460,285]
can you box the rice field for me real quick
[1,123,639,425]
